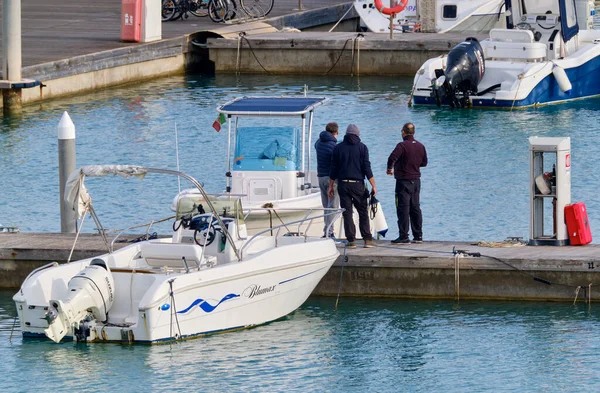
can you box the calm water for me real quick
[2,74,600,242]
[3,74,600,389]
[2,291,600,392]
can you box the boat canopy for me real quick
[217,97,328,117]
[65,165,149,219]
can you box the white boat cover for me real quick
[65,165,148,219]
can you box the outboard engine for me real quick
[43,258,115,343]
[432,37,485,108]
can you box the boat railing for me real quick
[109,215,175,253]
[239,208,344,260]
[21,261,59,285]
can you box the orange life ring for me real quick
[373,0,408,15]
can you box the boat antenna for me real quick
[175,121,181,193]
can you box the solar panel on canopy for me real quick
[218,97,327,115]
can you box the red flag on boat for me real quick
[212,113,226,132]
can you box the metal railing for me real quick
[109,215,176,253]
[239,208,344,260]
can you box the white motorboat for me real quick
[13,165,341,344]
[354,0,506,34]
[174,96,388,239]
[411,0,600,108]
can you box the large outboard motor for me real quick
[432,37,485,108]
[43,258,115,343]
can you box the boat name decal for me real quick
[243,284,276,299]
[174,293,240,314]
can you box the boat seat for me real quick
[480,40,547,61]
[489,29,535,43]
[140,242,204,268]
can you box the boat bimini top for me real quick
[217,96,328,117]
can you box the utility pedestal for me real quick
[529,136,571,246]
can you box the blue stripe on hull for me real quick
[413,54,600,108]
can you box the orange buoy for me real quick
[373,0,408,16]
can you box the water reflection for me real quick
[3,290,600,391]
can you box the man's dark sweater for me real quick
[330,134,373,181]
[315,131,337,177]
[387,135,428,180]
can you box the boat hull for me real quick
[413,54,600,108]
[14,239,339,343]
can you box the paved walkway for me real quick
[0,0,347,67]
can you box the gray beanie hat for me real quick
[346,124,360,136]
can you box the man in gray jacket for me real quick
[315,122,339,237]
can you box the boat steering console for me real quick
[173,207,228,247]
[516,13,560,42]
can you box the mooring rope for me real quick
[334,242,349,311]
[454,253,462,300]
[168,279,182,343]
[9,315,18,342]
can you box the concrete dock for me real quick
[2,232,599,302]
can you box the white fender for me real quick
[552,65,572,94]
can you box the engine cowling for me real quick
[44,258,114,343]
[432,37,485,108]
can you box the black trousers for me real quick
[338,181,372,242]
[395,179,423,240]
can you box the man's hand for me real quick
[371,185,377,197]
[386,169,393,176]
[328,185,335,198]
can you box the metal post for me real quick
[301,115,306,174]
[306,111,314,189]
[58,112,77,233]
[226,116,234,193]
[2,0,23,116]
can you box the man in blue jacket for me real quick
[315,122,339,237]
[329,124,377,249]
[386,122,428,244]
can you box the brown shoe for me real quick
[364,239,376,248]
[346,242,357,249]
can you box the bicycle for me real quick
[208,0,238,23]
[239,0,273,18]
[162,0,209,22]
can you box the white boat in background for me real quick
[173,96,388,239]
[354,0,506,34]
[13,165,341,344]
[411,0,600,108]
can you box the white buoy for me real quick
[552,65,572,94]
[58,111,76,233]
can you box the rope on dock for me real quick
[238,33,272,75]
[474,241,526,248]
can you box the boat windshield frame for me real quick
[216,96,329,192]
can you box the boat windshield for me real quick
[234,126,301,171]
[521,1,559,15]
[175,195,245,225]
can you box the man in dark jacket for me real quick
[315,122,339,237]
[386,122,428,244]
[328,124,377,249]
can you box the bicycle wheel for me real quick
[208,0,237,22]
[240,0,273,18]
[190,0,209,17]
[162,0,178,21]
